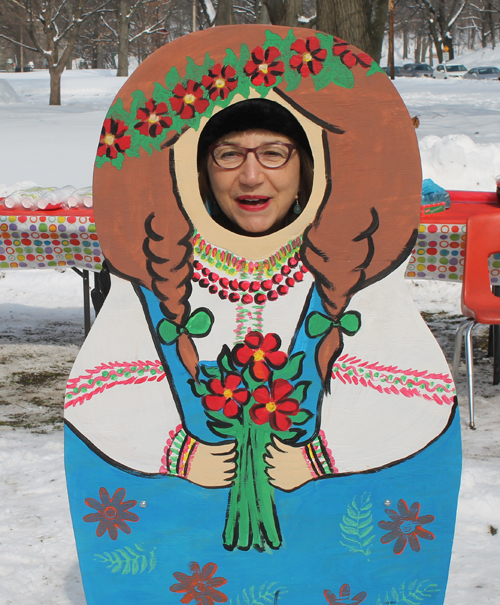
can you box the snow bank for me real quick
[0,79,20,104]
[420,134,500,191]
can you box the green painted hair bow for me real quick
[157,308,214,345]
[306,310,361,339]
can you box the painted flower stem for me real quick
[223,408,281,551]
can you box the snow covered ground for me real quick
[0,43,500,604]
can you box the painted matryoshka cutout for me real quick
[64,25,461,605]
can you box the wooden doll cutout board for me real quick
[65,25,461,605]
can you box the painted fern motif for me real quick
[94,544,157,575]
[376,580,440,604]
[339,492,375,556]
[228,582,284,604]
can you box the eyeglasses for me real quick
[209,142,297,170]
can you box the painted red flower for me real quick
[170,561,228,604]
[170,80,209,120]
[97,118,131,159]
[201,64,238,100]
[244,46,285,86]
[332,38,373,69]
[324,583,367,604]
[134,98,172,137]
[378,499,435,554]
[290,36,327,77]
[250,378,299,431]
[83,487,139,540]
[233,331,287,381]
[202,374,250,418]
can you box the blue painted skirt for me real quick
[65,406,461,605]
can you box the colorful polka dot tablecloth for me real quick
[406,222,500,284]
[0,211,103,271]
[1,197,499,282]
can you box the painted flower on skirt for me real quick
[332,38,373,69]
[134,98,172,137]
[97,118,131,159]
[233,331,287,381]
[170,80,209,120]
[244,46,285,86]
[201,64,238,100]
[202,374,250,418]
[324,584,367,604]
[378,499,435,554]
[290,36,327,77]
[83,487,139,540]
[170,561,228,604]
[250,378,299,431]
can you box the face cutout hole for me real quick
[197,99,314,237]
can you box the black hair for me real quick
[197,98,313,167]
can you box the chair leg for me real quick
[453,318,474,382]
[463,321,477,430]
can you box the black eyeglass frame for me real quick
[208,142,297,170]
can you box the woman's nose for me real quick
[238,152,265,186]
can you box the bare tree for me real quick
[0,0,110,104]
[414,0,467,61]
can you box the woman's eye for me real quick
[219,148,243,160]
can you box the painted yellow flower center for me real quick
[303,52,313,63]
[104,134,115,146]
[215,78,226,88]
[223,388,233,399]
[184,93,196,104]
[266,401,277,413]
[253,349,265,362]
[258,63,269,73]
[148,112,159,123]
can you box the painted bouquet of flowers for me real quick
[189,331,313,552]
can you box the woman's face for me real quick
[206,129,301,236]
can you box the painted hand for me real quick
[186,441,237,488]
[264,435,314,492]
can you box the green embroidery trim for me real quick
[306,310,361,339]
[157,308,214,345]
[96,29,383,170]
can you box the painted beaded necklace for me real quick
[191,230,309,305]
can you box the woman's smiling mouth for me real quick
[236,196,271,211]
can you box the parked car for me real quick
[400,63,434,77]
[382,66,402,77]
[433,64,468,79]
[463,66,500,80]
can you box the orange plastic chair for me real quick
[452,212,500,428]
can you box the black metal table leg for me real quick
[71,267,91,337]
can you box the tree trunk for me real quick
[488,2,496,48]
[403,28,409,59]
[117,0,131,76]
[215,0,235,25]
[415,36,422,63]
[256,0,271,24]
[317,0,387,63]
[49,66,62,105]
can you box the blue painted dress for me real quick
[65,256,461,605]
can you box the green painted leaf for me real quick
[291,381,310,404]
[273,352,305,381]
[292,408,313,426]
[201,365,222,380]
[367,61,385,77]
[165,66,180,91]
[188,378,210,398]
[243,366,262,391]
